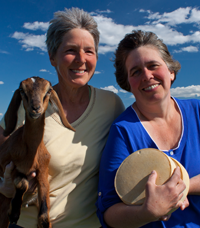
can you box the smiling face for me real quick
[125,45,175,106]
[49,28,97,90]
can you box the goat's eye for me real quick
[47,88,52,95]
[43,88,52,101]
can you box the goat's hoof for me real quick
[8,213,20,225]
[8,207,20,224]
[38,215,51,228]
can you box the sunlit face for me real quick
[49,28,97,89]
[125,45,174,105]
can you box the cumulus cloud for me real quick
[10,7,200,54]
[0,50,9,54]
[144,7,200,26]
[101,85,118,93]
[0,81,4,84]
[96,9,112,14]
[40,69,48,72]
[174,45,199,53]
[23,21,49,31]
[94,71,101,74]
[0,113,3,116]
[171,85,200,97]
[11,32,46,52]
[119,89,128,93]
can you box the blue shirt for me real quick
[96,98,200,228]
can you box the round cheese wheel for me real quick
[170,157,190,203]
[114,148,189,206]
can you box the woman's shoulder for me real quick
[92,86,125,113]
[174,97,200,109]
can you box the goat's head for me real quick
[3,76,75,137]
[19,77,52,120]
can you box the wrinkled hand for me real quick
[142,167,186,222]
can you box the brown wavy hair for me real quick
[114,30,181,92]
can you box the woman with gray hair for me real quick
[0,7,124,228]
[97,30,200,228]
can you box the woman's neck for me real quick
[132,96,175,122]
[53,83,91,123]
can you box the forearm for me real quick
[104,203,155,228]
[189,174,200,195]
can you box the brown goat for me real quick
[0,76,75,228]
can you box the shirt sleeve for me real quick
[96,123,131,227]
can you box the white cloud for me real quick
[10,7,200,54]
[94,71,101,74]
[11,32,46,52]
[101,85,118,93]
[39,69,52,74]
[174,45,199,53]
[171,85,200,98]
[98,45,117,54]
[23,21,49,31]
[0,81,4,84]
[119,89,128,93]
[147,7,192,25]
[145,7,200,26]
[0,113,3,116]
[96,9,112,14]
[0,50,9,54]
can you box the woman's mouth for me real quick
[71,69,86,74]
[143,84,159,91]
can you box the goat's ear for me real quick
[3,89,22,137]
[49,89,75,132]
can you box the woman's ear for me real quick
[170,71,175,81]
[49,53,56,67]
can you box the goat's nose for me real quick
[32,105,41,112]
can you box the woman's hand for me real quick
[0,161,37,198]
[143,167,186,221]
[0,162,16,198]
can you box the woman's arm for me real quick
[189,174,200,195]
[104,168,187,228]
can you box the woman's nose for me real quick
[142,68,153,81]
[75,51,86,64]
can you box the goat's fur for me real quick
[0,76,75,228]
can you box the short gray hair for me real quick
[46,7,100,57]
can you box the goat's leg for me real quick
[8,172,28,225]
[37,165,51,228]
[0,193,11,228]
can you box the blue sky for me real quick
[1,0,200,119]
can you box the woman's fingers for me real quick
[180,197,189,210]
[4,161,14,178]
[144,167,186,220]
[27,172,37,193]
[2,162,16,198]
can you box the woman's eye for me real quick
[65,49,75,53]
[131,70,140,77]
[86,50,95,55]
[149,63,159,69]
